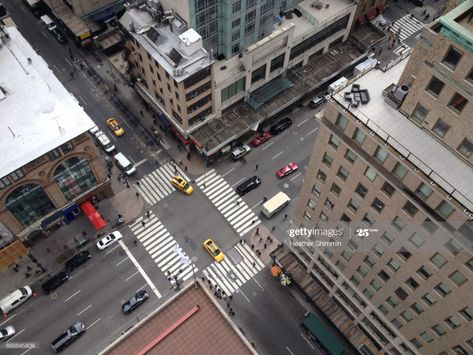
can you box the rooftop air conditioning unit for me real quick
[393,85,409,102]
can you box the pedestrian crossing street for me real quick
[203,242,265,296]
[195,169,261,237]
[134,162,191,205]
[130,213,198,286]
[390,14,425,42]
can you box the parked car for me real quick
[106,117,125,136]
[96,231,122,251]
[203,239,224,262]
[276,162,299,178]
[236,176,261,195]
[42,272,69,293]
[0,325,15,342]
[50,321,85,352]
[269,117,292,135]
[310,96,326,109]
[0,286,33,315]
[251,132,272,147]
[65,251,91,272]
[170,175,193,195]
[122,290,149,314]
[231,144,251,160]
[50,27,66,44]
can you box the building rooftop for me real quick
[439,0,473,52]
[120,5,214,82]
[333,59,473,212]
[0,26,95,179]
[104,283,254,355]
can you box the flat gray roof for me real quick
[333,59,473,211]
[0,27,95,178]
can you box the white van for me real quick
[262,192,290,218]
[113,152,136,175]
[40,14,56,31]
[0,285,33,315]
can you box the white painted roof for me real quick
[0,27,95,178]
[333,58,473,211]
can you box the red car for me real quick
[276,162,299,178]
[252,131,272,147]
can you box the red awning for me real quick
[80,201,107,231]
[366,8,377,20]
[357,15,367,25]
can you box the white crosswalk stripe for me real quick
[195,169,261,237]
[390,14,425,43]
[393,43,411,56]
[134,163,191,205]
[203,243,265,295]
[130,213,197,286]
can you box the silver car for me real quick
[0,325,15,342]
[50,322,85,352]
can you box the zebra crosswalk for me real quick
[203,243,265,296]
[134,162,191,205]
[195,170,261,237]
[390,14,425,43]
[130,213,198,286]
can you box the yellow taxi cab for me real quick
[106,118,125,137]
[170,175,194,195]
[203,239,224,262]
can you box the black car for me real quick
[122,290,149,314]
[51,28,67,44]
[269,117,292,135]
[65,251,91,272]
[50,322,85,352]
[237,176,261,195]
[42,271,69,293]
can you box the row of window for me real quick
[0,169,25,190]
[425,76,469,113]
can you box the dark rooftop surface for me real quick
[106,284,252,355]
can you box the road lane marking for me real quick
[86,318,101,330]
[125,271,139,282]
[290,172,302,181]
[238,289,251,303]
[8,328,25,341]
[286,346,295,355]
[297,118,309,127]
[116,257,129,266]
[64,290,81,302]
[231,177,246,188]
[261,142,274,150]
[137,284,148,293]
[307,127,318,136]
[222,168,235,177]
[0,314,16,326]
[19,348,33,355]
[119,240,162,298]
[252,278,264,290]
[251,200,264,209]
[78,96,87,106]
[53,64,60,72]
[272,151,284,160]
[105,244,121,255]
[135,158,147,168]
[300,333,316,350]
[77,305,92,316]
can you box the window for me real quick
[448,93,468,113]
[348,240,358,251]
[303,211,312,221]
[392,162,408,180]
[436,200,454,219]
[330,183,341,197]
[443,46,463,69]
[370,278,381,291]
[364,167,377,182]
[363,213,375,226]
[342,250,352,261]
[371,198,385,213]
[336,166,349,181]
[353,128,366,145]
[468,67,473,83]
[344,149,356,164]
[452,345,468,355]
[350,275,360,286]
[387,295,399,308]
[398,247,412,261]
[320,212,328,222]
[444,239,462,256]
[355,183,368,198]
[434,282,451,297]
[378,270,390,282]
[411,338,422,349]
[431,323,447,336]
[307,199,316,210]
[374,147,388,162]
[329,134,341,149]
[356,265,368,278]
[270,54,285,72]
[422,217,438,233]
[251,64,266,84]
[391,318,402,329]
[416,183,433,201]
[60,142,73,154]
[48,149,62,160]
[402,201,418,217]
[466,338,473,349]
[10,169,25,181]
[411,302,424,315]
[232,18,240,28]
[347,199,359,213]
[336,114,348,130]
[449,270,467,286]
[324,198,334,210]
[316,170,327,183]
[466,258,473,272]
[378,304,389,315]
[335,260,345,271]
[457,138,473,158]
[381,231,394,245]
[387,258,401,272]
[430,253,447,269]
[322,153,333,167]
[364,255,376,268]
[444,316,461,329]
[0,176,11,189]
[426,76,445,96]
[411,103,429,124]
[405,277,419,290]
[312,185,321,198]
[422,292,437,306]
[432,118,450,138]
[459,307,473,321]
[372,244,384,257]
[392,216,406,231]
[221,77,245,103]
[232,31,240,41]
[409,233,425,248]
[362,288,373,299]
[420,331,433,343]
[381,182,395,197]
[417,265,432,280]
[232,0,241,13]
[401,310,414,322]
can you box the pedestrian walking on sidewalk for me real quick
[259,237,263,243]
[70,72,74,79]
[263,196,267,202]
[264,243,267,249]
[136,181,140,187]
[251,244,254,250]
[134,239,138,246]
[284,214,288,220]
[255,164,258,170]
[146,210,151,218]
[272,226,275,232]
[255,227,259,236]
[229,295,233,301]
[136,192,140,198]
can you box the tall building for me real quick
[0,25,110,269]
[275,1,473,354]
